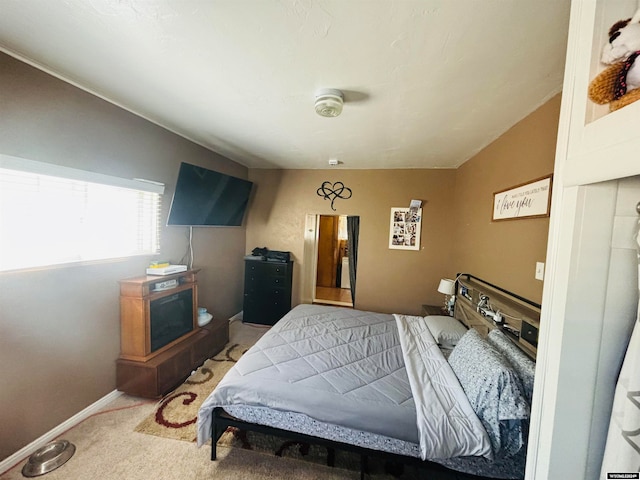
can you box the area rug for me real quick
[134,343,248,442]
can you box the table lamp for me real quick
[437,278,457,315]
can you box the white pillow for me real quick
[424,315,468,347]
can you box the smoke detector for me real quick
[315,88,344,117]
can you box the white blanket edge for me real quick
[393,314,492,460]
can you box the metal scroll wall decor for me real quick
[316,181,352,211]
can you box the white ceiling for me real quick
[0,0,571,170]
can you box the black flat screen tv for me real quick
[167,162,253,226]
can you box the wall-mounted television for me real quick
[167,162,253,227]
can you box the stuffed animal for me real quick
[589,8,640,112]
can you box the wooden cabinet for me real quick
[243,259,293,325]
[116,269,229,398]
[119,269,199,362]
[116,318,229,398]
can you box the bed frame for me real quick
[210,407,457,480]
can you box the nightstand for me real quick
[422,304,448,316]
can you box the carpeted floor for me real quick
[0,391,361,480]
[134,343,249,442]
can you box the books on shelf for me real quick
[146,264,187,276]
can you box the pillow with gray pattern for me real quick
[487,328,536,404]
[449,329,530,458]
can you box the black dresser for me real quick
[243,259,293,325]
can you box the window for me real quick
[0,155,164,272]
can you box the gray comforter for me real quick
[196,304,490,460]
[198,304,419,445]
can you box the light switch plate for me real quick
[535,262,545,281]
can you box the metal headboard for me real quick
[456,273,541,310]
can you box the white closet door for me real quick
[600,220,640,476]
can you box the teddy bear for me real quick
[588,8,640,112]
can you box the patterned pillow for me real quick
[487,328,536,404]
[424,315,468,348]
[449,329,530,457]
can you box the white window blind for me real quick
[0,155,164,272]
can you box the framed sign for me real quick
[389,207,422,250]
[492,175,553,221]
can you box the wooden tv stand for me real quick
[116,318,229,398]
[116,269,229,398]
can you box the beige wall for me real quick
[246,95,561,314]
[0,53,248,460]
[246,169,458,314]
[451,95,561,303]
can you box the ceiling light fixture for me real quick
[315,88,344,117]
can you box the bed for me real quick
[197,303,536,479]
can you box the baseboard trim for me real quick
[0,389,123,474]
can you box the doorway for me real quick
[315,215,351,306]
[302,214,358,307]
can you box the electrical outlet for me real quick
[535,262,545,281]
